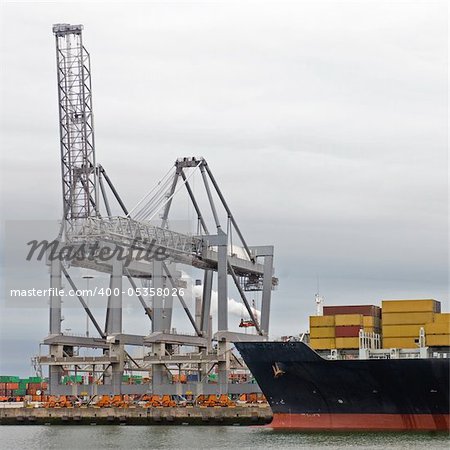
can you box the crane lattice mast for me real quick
[53,24,98,234]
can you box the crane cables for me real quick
[127,166,174,220]
[130,161,202,223]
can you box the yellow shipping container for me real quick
[363,326,380,334]
[310,327,335,338]
[382,299,440,313]
[335,337,359,349]
[382,324,423,338]
[424,322,450,335]
[363,316,377,328]
[335,314,363,327]
[381,312,434,325]
[309,316,335,327]
[383,337,418,349]
[310,338,335,350]
[434,313,450,324]
[427,334,450,347]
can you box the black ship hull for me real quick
[235,341,450,430]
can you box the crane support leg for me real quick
[201,270,213,335]
[48,257,63,392]
[104,258,123,388]
[260,248,274,335]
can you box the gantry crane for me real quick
[40,24,277,396]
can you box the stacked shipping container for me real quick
[335,314,364,349]
[425,313,450,346]
[0,376,47,400]
[309,315,335,349]
[382,299,441,348]
[309,305,381,350]
[309,300,448,351]
[0,376,20,398]
[122,375,143,384]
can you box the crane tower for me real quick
[53,24,98,234]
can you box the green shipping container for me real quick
[28,377,42,383]
[13,389,26,396]
[0,376,20,382]
[63,375,82,384]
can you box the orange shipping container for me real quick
[434,313,450,324]
[310,327,335,338]
[335,314,363,327]
[383,337,418,349]
[363,316,381,328]
[424,322,450,335]
[363,326,379,334]
[335,337,359,349]
[427,334,450,347]
[382,299,440,313]
[381,312,434,325]
[309,338,335,350]
[310,316,335,327]
[382,324,424,338]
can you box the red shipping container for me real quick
[324,305,381,318]
[335,326,362,337]
[6,383,19,390]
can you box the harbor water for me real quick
[0,425,448,449]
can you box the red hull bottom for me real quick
[270,413,450,431]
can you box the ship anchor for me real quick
[272,363,285,378]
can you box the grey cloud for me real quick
[0,2,448,374]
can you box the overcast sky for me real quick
[0,1,448,375]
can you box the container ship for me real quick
[235,299,450,431]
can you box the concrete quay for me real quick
[0,405,273,426]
